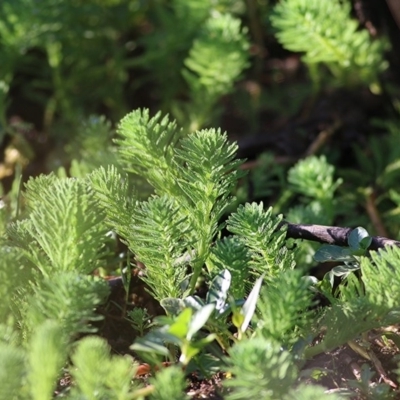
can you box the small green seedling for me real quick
[131,303,216,367]
[232,273,265,340]
[160,270,244,351]
[161,269,233,316]
[314,227,372,263]
[313,227,372,289]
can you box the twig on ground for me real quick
[281,221,400,251]
[386,0,400,30]
[364,189,389,238]
[106,222,400,294]
[304,119,342,157]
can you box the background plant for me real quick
[271,0,388,89]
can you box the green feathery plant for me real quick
[0,0,40,139]
[0,170,147,398]
[287,155,342,225]
[69,336,141,399]
[0,0,136,137]
[66,115,120,178]
[338,122,400,235]
[4,174,111,339]
[271,0,388,89]
[254,269,315,347]
[147,366,189,400]
[224,337,343,400]
[135,2,249,131]
[283,155,343,268]
[92,109,299,306]
[93,108,249,302]
[179,11,249,131]
[3,106,400,397]
[227,202,295,276]
[308,245,400,358]
[133,0,212,108]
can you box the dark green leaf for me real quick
[161,298,185,316]
[314,245,354,263]
[330,263,360,277]
[348,227,370,250]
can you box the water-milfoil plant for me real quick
[2,108,400,398]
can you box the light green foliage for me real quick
[307,246,400,357]
[2,175,111,341]
[284,384,344,400]
[0,246,33,321]
[255,270,315,346]
[25,272,109,337]
[0,173,114,396]
[135,1,249,129]
[184,13,249,97]
[71,336,139,399]
[126,195,190,301]
[0,343,25,400]
[116,109,182,195]
[68,115,119,178]
[271,0,388,87]
[208,237,251,299]
[174,129,244,223]
[182,12,249,129]
[224,338,298,399]
[127,307,152,337]
[149,366,189,400]
[0,0,42,131]
[227,202,295,276]
[1,0,398,395]
[285,155,342,267]
[8,176,108,277]
[288,155,341,202]
[287,155,342,224]
[174,129,245,285]
[28,321,68,400]
[102,109,247,298]
[308,274,380,357]
[362,246,400,312]
[89,165,136,240]
[3,104,400,397]
[135,0,211,106]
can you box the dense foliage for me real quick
[1,0,400,399]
